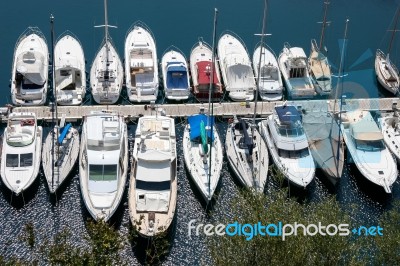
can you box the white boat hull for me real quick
[11,28,48,106]
[225,120,268,192]
[125,22,159,103]
[42,126,80,193]
[90,40,123,105]
[55,33,86,106]
[161,47,190,101]
[183,123,223,203]
[218,32,255,102]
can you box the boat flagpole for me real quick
[207,8,218,203]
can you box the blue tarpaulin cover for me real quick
[58,123,71,144]
[188,114,215,141]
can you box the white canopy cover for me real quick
[16,51,46,85]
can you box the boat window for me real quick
[89,164,118,181]
[355,139,385,151]
[136,180,170,191]
[20,153,33,167]
[278,126,304,137]
[316,77,330,81]
[278,148,309,159]
[6,154,19,167]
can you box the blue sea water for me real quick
[0,0,400,264]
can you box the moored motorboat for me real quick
[259,105,315,187]
[189,39,223,102]
[10,27,49,106]
[125,21,159,103]
[161,46,190,101]
[1,112,42,195]
[55,32,86,105]
[341,110,397,193]
[79,111,128,221]
[217,31,256,102]
[129,115,177,237]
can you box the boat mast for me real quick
[207,8,218,202]
[387,7,400,55]
[332,19,349,175]
[50,14,57,190]
[319,1,330,50]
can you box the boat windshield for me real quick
[278,148,309,159]
[316,76,330,81]
[6,153,33,167]
[136,180,170,191]
[354,139,385,151]
[89,164,118,181]
[277,125,304,137]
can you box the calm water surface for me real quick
[0,0,400,264]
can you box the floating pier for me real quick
[0,97,398,122]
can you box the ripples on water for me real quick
[0,119,399,264]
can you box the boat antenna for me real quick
[207,8,218,203]
[318,1,331,50]
[50,14,56,191]
[387,6,400,55]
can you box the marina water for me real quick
[0,0,400,264]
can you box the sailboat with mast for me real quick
[375,7,400,94]
[302,19,349,185]
[42,15,80,194]
[308,0,332,96]
[90,0,123,104]
[183,9,223,204]
[225,1,269,192]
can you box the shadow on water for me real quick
[48,168,79,205]
[0,174,41,210]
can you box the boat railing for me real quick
[55,30,84,51]
[254,41,278,59]
[219,30,250,54]
[14,27,47,54]
[190,37,212,55]
[125,20,156,46]
[161,45,187,61]
[93,35,121,64]
[310,39,320,53]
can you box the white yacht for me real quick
[278,43,316,99]
[189,39,223,102]
[252,43,283,101]
[129,115,177,237]
[161,46,190,101]
[125,21,159,103]
[79,111,128,221]
[183,113,223,203]
[379,111,400,163]
[42,123,80,194]
[341,110,397,193]
[225,117,268,192]
[55,32,86,105]
[1,112,42,195]
[90,0,123,104]
[10,27,48,106]
[218,31,256,101]
[259,105,315,187]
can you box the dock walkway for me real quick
[1,97,398,122]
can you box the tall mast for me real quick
[388,7,400,55]
[50,14,57,190]
[333,19,349,176]
[319,1,330,50]
[104,0,109,42]
[207,8,218,202]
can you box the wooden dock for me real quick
[1,97,399,122]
